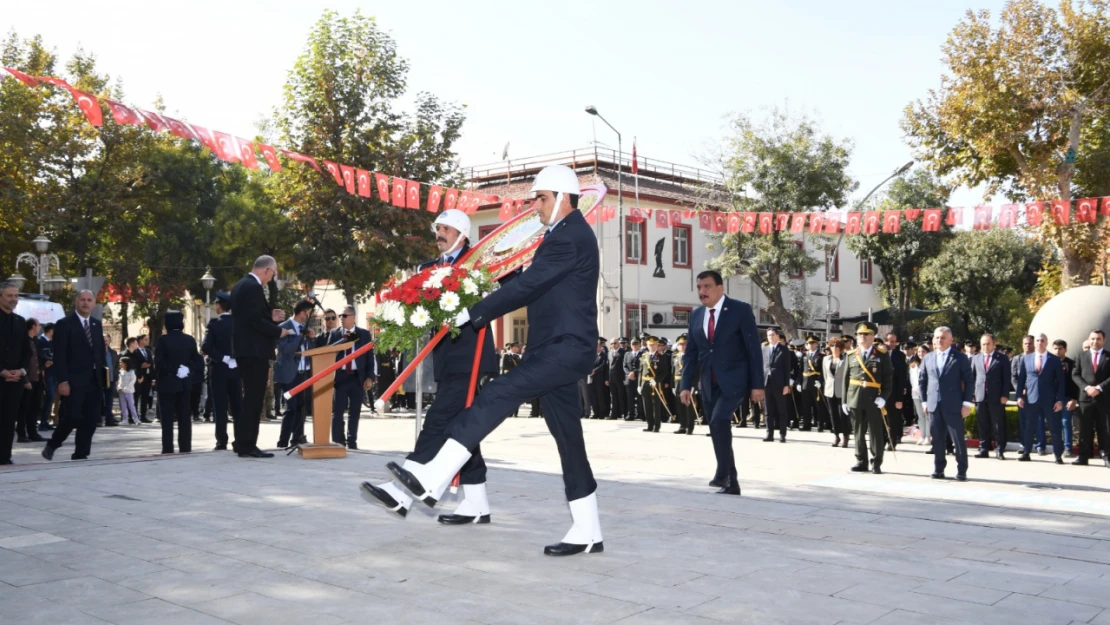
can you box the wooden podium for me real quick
[295,342,353,459]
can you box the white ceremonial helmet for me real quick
[431,208,472,241]
[530,165,580,226]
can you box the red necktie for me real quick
[984,355,990,391]
[708,308,716,343]
[345,345,353,371]
[1095,351,1101,369]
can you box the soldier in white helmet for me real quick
[362,209,499,523]
[382,165,605,556]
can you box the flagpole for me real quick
[634,137,641,336]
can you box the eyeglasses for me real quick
[325,316,337,321]
[339,314,351,319]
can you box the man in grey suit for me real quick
[1014,333,1065,463]
[275,300,315,448]
[921,326,975,481]
[972,333,1011,460]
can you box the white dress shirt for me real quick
[701,297,725,339]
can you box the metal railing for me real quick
[464,146,725,189]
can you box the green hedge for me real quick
[963,405,1021,440]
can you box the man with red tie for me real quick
[328,305,374,450]
[972,333,1011,460]
[1072,329,1110,467]
[679,270,765,495]
[1014,334,1065,463]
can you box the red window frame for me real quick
[825,247,839,282]
[672,224,692,269]
[626,304,648,336]
[477,224,498,241]
[625,219,647,265]
[672,305,693,326]
[859,258,872,284]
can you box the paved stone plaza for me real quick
[3,415,1110,625]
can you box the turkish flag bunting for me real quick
[499,201,513,221]
[374,173,390,202]
[845,212,862,235]
[656,210,670,229]
[598,205,608,222]
[775,213,789,231]
[1025,202,1044,226]
[1051,200,1070,225]
[407,180,421,209]
[758,212,773,235]
[162,116,196,140]
[630,207,643,223]
[340,165,356,194]
[922,209,942,231]
[392,178,408,208]
[973,205,992,230]
[427,185,443,213]
[741,213,756,234]
[790,213,807,234]
[641,207,653,219]
[468,194,484,214]
[1101,197,1110,217]
[68,89,103,127]
[727,214,741,234]
[105,100,142,126]
[945,207,963,226]
[669,209,682,226]
[4,67,40,87]
[323,161,343,186]
[862,212,879,234]
[998,204,1018,228]
[713,213,727,233]
[356,169,372,198]
[586,211,597,225]
[882,210,901,233]
[809,214,825,234]
[444,188,459,210]
[458,192,473,213]
[279,149,321,172]
[903,208,921,221]
[683,210,697,220]
[137,109,169,133]
[823,212,840,234]
[213,132,240,163]
[259,144,282,172]
[236,138,259,170]
[1075,198,1098,223]
[190,124,218,152]
[699,211,712,230]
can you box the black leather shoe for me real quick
[762,435,774,442]
[387,461,437,507]
[1038,449,1048,456]
[28,433,45,442]
[276,440,289,449]
[438,513,491,525]
[214,444,227,451]
[360,482,408,518]
[1018,454,1031,462]
[140,418,151,423]
[673,429,687,434]
[238,448,274,458]
[850,464,868,472]
[931,472,945,479]
[716,483,741,495]
[347,443,359,450]
[38,424,54,431]
[974,450,989,459]
[71,455,88,460]
[41,445,55,461]
[708,477,728,488]
[1055,456,1063,465]
[544,541,603,556]
[1072,458,1089,466]
[642,427,652,432]
[871,466,882,475]
[955,474,968,481]
[996,451,1005,460]
[16,436,29,443]
[780,435,786,443]
[104,421,119,427]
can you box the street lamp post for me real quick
[810,290,841,339]
[200,267,216,324]
[7,232,64,294]
[585,105,624,337]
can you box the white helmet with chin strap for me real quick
[431,209,471,256]
[530,165,580,226]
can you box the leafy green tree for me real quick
[847,170,954,334]
[705,106,855,339]
[919,229,1044,340]
[273,10,466,305]
[902,0,1110,287]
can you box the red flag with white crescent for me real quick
[1101,197,1110,217]
[862,212,879,234]
[374,173,390,201]
[823,212,841,234]
[468,195,484,214]
[66,89,103,126]
[998,204,1019,228]
[162,116,197,140]
[631,141,638,175]
[630,207,643,223]
[190,124,218,152]
[845,212,862,235]
[37,76,72,89]
[499,201,513,221]
[1025,202,1044,226]
[973,205,992,230]
[775,213,789,231]
[407,180,421,209]
[790,213,807,234]
[105,100,143,126]
[236,138,259,170]
[669,209,682,226]
[322,161,343,186]
[741,213,756,234]
[340,165,356,194]
[444,188,459,210]
[4,67,40,87]
[882,210,901,233]
[136,109,169,133]
[698,211,712,230]
[683,209,696,220]
[259,144,282,172]
[456,191,472,213]
[427,185,443,212]
[1075,198,1097,223]
[757,212,773,235]
[356,169,372,197]
[809,213,825,234]
[945,207,963,226]
[655,210,670,229]
[713,213,727,233]
[392,178,408,207]
[1051,200,1070,225]
[278,149,321,172]
[903,208,921,221]
[213,132,240,163]
[922,209,942,231]
[729,214,743,234]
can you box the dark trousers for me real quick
[40,373,55,427]
[609,377,626,419]
[18,381,42,439]
[1077,400,1110,460]
[828,397,849,435]
[588,378,609,418]
[886,402,903,444]
[101,386,115,424]
[137,381,153,419]
[210,365,241,449]
[190,381,202,418]
[47,381,102,459]
[331,371,364,446]
[0,381,22,463]
[931,408,968,475]
[448,353,596,501]
[741,396,762,427]
[676,392,696,432]
[1022,400,1061,457]
[624,383,639,420]
[236,358,269,452]
[800,381,823,429]
[279,372,307,446]
[409,373,486,485]
[704,382,742,485]
[852,405,885,467]
[764,385,789,436]
[976,399,1007,452]
[159,390,191,453]
[642,384,659,430]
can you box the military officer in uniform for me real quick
[660,338,677,419]
[201,292,240,451]
[648,337,673,430]
[623,338,643,421]
[839,321,894,474]
[799,336,826,432]
[588,338,609,419]
[608,338,628,420]
[638,337,658,431]
[672,334,696,434]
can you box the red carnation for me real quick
[422,287,441,301]
[442,276,460,292]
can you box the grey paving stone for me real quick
[22,575,150,608]
[0,548,83,586]
[995,592,1103,623]
[910,579,1011,605]
[83,598,236,625]
[0,532,67,549]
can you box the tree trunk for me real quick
[1057,105,1093,287]
[1063,246,1094,288]
[119,300,129,350]
[763,283,800,341]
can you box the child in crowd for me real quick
[118,357,140,425]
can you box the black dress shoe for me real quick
[359,482,408,518]
[708,478,728,488]
[161,450,175,455]
[1018,454,1031,462]
[544,541,603,556]
[16,436,29,443]
[41,445,55,461]
[71,455,88,460]
[996,451,1005,460]
[1055,457,1064,465]
[931,472,945,479]
[104,420,119,427]
[276,440,289,449]
[779,435,786,443]
[140,418,151,423]
[347,443,359,450]
[642,427,652,432]
[238,448,274,458]
[717,484,741,495]
[438,513,491,525]
[872,466,882,475]
[955,474,968,482]
[673,429,687,434]
[850,464,868,472]
[762,435,774,442]
[975,450,989,459]
[386,461,437,507]
[214,444,227,451]
[653,427,660,433]
[38,424,54,431]
[1072,458,1089,465]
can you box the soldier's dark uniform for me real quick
[639,338,658,431]
[839,322,894,473]
[648,341,673,431]
[623,340,644,421]
[608,339,629,419]
[799,336,827,432]
[673,334,696,434]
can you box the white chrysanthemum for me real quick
[432,266,453,280]
[377,301,399,325]
[409,306,431,328]
[462,278,478,295]
[439,291,460,313]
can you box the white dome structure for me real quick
[1028,285,1110,359]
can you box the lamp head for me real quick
[32,235,50,254]
[895,161,914,175]
[200,267,216,291]
[585,105,598,116]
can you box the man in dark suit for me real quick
[588,338,609,419]
[762,328,793,443]
[883,332,906,447]
[1054,340,1079,459]
[1014,333,1065,463]
[230,255,293,459]
[921,326,975,480]
[608,338,627,420]
[1072,329,1110,467]
[0,283,31,465]
[201,292,240,451]
[155,311,202,454]
[1012,335,1034,453]
[798,336,825,432]
[623,338,642,421]
[132,334,154,423]
[42,290,105,461]
[101,334,120,427]
[275,300,315,448]
[383,167,604,555]
[680,269,764,494]
[328,305,375,449]
[972,333,1011,460]
[500,342,521,416]
[36,323,56,432]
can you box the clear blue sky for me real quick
[5,1,1008,214]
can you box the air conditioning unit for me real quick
[652,312,665,325]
